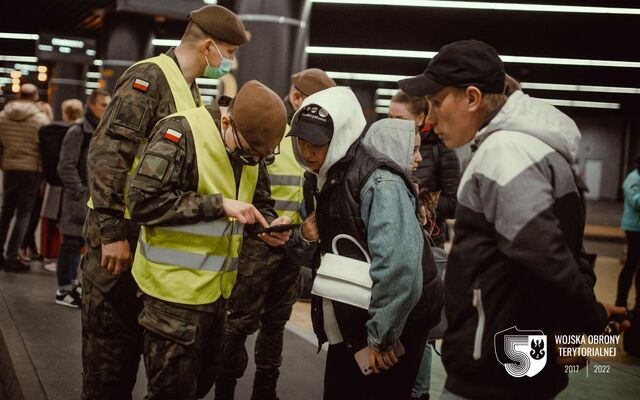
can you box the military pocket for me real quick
[138,304,197,346]
[107,95,156,142]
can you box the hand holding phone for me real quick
[256,223,300,235]
[354,341,405,375]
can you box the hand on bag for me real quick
[222,198,269,227]
[101,240,133,276]
[259,216,293,247]
[301,211,319,242]
[368,345,399,374]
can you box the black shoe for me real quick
[4,260,30,273]
[55,289,82,308]
[251,370,279,400]
[214,378,237,400]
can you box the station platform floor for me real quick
[1,243,639,399]
[0,197,638,399]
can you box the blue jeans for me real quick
[0,171,40,261]
[412,341,433,397]
[56,235,83,288]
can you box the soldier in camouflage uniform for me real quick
[82,5,249,399]
[127,80,291,400]
[215,69,336,400]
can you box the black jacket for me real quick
[442,92,608,400]
[302,142,442,350]
[415,130,460,222]
[58,119,93,236]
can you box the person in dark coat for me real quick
[389,90,460,248]
[55,90,111,308]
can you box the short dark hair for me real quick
[87,89,109,105]
[391,90,426,117]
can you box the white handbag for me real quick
[311,234,372,310]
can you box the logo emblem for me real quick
[494,326,547,378]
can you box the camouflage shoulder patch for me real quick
[132,78,150,93]
[163,128,183,144]
[137,153,171,182]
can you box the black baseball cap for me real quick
[287,104,334,146]
[398,40,505,96]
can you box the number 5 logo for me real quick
[494,326,547,378]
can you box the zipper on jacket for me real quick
[472,288,485,361]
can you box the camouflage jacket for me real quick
[127,108,277,232]
[85,49,200,247]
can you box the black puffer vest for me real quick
[304,141,443,350]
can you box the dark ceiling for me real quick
[1,0,639,111]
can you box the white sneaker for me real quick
[44,261,57,272]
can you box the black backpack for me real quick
[38,121,71,186]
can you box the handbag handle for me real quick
[331,234,371,264]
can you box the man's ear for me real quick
[200,38,212,54]
[466,86,483,112]
[292,91,305,110]
[221,114,231,131]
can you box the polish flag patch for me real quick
[163,128,183,143]
[132,78,150,93]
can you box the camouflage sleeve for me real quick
[87,62,166,242]
[242,163,277,236]
[127,116,225,227]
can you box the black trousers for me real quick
[323,324,427,400]
[0,171,40,261]
[617,230,640,310]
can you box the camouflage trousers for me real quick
[81,251,144,400]
[139,295,226,400]
[218,238,301,379]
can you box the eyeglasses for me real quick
[230,122,280,166]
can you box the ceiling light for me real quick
[200,88,218,96]
[152,39,181,47]
[0,32,39,40]
[376,98,391,106]
[375,106,389,114]
[376,88,398,96]
[539,98,621,109]
[37,65,47,73]
[0,56,37,62]
[309,1,640,15]
[307,46,640,68]
[521,82,640,94]
[196,78,219,86]
[86,72,101,79]
[37,73,47,82]
[326,71,406,82]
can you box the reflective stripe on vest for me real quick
[87,53,202,219]
[132,107,258,305]
[267,133,304,224]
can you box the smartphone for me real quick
[256,223,300,235]
[354,341,405,376]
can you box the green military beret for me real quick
[234,80,287,155]
[291,68,336,96]
[189,5,249,45]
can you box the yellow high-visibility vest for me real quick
[132,106,258,305]
[88,53,201,219]
[267,129,304,224]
